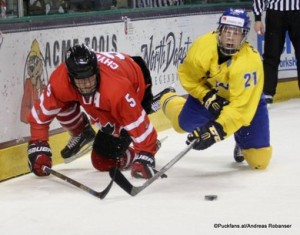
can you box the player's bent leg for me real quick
[91,130,133,171]
[242,146,272,169]
[234,97,271,166]
[57,103,86,136]
[160,92,186,133]
[60,112,96,159]
[57,104,96,159]
[91,150,117,171]
[91,147,135,171]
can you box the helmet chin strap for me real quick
[217,37,238,56]
[78,87,97,97]
[218,44,239,56]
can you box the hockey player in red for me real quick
[27,44,167,179]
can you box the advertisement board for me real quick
[0,12,297,144]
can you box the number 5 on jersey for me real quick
[125,93,136,107]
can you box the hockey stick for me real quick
[151,85,176,112]
[109,139,197,196]
[42,166,116,199]
[46,136,168,199]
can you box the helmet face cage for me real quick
[65,44,99,96]
[217,8,250,56]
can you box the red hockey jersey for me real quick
[28,52,158,155]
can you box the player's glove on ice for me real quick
[186,121,226,150]
[203,90,229,117]
[131,152,156,179]
[28,141,52,176]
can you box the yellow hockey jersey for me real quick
[178,32,264,137]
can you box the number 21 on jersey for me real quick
[244,71,257,88]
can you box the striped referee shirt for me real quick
[253,0,300,21]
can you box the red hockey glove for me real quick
[131,152,156,179]
[203,90,229,117]
[186,121,226,150]
[28,141,52,176]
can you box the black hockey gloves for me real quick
[131,152,156,179]
[186,121,226,150]
[28,141,52,176]
[203,90,229,117]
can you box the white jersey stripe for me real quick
[124,110,146,131]
[31,107,52,125]
[130,123,154,144]
[57,103,79,117]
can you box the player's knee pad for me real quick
[242,146,272,169]
[91,147,135,171]
[91,150,117,171]
[160,92,185,133]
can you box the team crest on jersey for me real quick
[101,122,115,135]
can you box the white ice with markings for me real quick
[1,99,300,235]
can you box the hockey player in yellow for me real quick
[161,8,272,169]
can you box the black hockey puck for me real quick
[204,195,218,201]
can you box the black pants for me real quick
[131,56,154,114]
[263,9,300,96]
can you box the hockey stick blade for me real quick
[109,139,197,196]
[43,166,115,199]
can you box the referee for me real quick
[253,0,300,104]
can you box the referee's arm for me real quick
[253,0,266,21]
[252,0,267,34]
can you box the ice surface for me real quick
[1,99,300,235]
